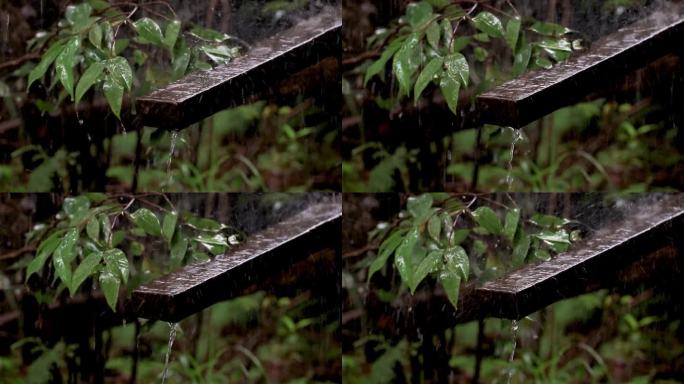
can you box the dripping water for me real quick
[161,322,178,384]
[505,128,523,191]
[506,319,519,384]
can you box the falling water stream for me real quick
[505,128,524,191]
[506,319,519,384]
[161,322,178,384]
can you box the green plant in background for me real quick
[24,194,242,311]
[364,0,580,114]
[367,193,579,310]
[25,0,242,120]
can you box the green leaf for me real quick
[162,211,178,243]
[439,75,460,115]
[26,231,63,280]
[414,57,443,103]
[505,17,521,50]
[63,196,90,218]
[129,208,161,236]
[164,20,182,50]
[75,61,105,105]
[512,43,532,77]
[451,36,471,52]
[55,37,81,101]
[407,194,433,221]
[53,229,79,286]
[530,21,571,37]
[471,11,504,38]
[474,46,488,61]
[89,23,103,49]
[450,229,469,246]
[438,269,461,310]
[427,214,442,242]
[364,40,402,85]
[99,214,111,244]
[86,217,100,243]
[406,2,433,28]
[503,208,520,242]
[444,52,469,86]
[104,248,129,284]
[411,250,442,294]
[99,269,120,312]
[537,39,572,52]
[28,42,65,90]
[170,234,188,266]
[471,206,502,235]
[134,17,164,46]
[103,75,124,120]
[444,245,469,281]
[194,233,228,247]
[426,20,441,50]
[184,216,224,232]
[394,228,419,288]
[392,34,420,96]
[368,229,405,282]
[512,230,530,265]
[65,3,93,26]
[534,56,553,70]
[71,251,102,295]
[107,57,133,90]
[533,230,571,245]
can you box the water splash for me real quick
[505,128,524,191]
[506,319,519,384]
[167,131,179,173]
[161,322,178,384]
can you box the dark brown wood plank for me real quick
[477,3,684,127]
[128,201,342,322]
[136,6,341,130]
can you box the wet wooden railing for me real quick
[128,201,342,322]
[137,6,341,130]
[477,3,684,127]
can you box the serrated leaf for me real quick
[471,206,502,235]
[394,228,419,288]
[407,194,433,221]
[426,20,441,50]
[75,61,104,105]
[438,269,461,310]
[71,251,102,295]
[107,57,133,90]
[427,214,442,242]
[99,269,120,312]
[368,229,405,282]
[89,23,103,49]
[170,233,188,266]
[86,217,100,243]
[26,231,63,280]
[444,245,469,281]
[411,250,442,294]
[134,17,164,46]
[129,208,161,236]
[104,248,129,284]
[164,20,181,50]
[162,211,178,243]
[503,208,520,242]
[55,37,81,101]
[28,42,64,90]
[103,75,124,120]
[471,11,504,38]
[439,75,460,115]
[444,52,469,86]
[414,57,443,104]
[505,17,521,50]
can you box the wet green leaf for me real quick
[170,234,189,266]
[427,214,442,242]
[99,269,120,311]
[162,211,178,243]
[512,43,532,77]
[394,228,419,287]
[512,231,530,265]
[406,2,433,28]
[505,17,521,50]
[134,17,164,46]
[439,75,460,115]
[534,230,571,244]
[471,11,504,38]
[26,231,63,280]
[86,216,100,243]
[414,57,443,103]
[75,61,104,105]
[530,21,571,37]
[194,233,228,247]
[104,248,129,284]
[438,269,461,310]
[107,57,133,90]
[164,20,182,50]
[63,196,90,218]
[368,229,405,282]
[184,216,224,232]
[99,214,111,245]
[426,20,441,50]
[53,229,79,286]
[450,228,469,246]
[129,208,161,236]
[444,52,469,86]
[451,36,471,53]
[535,56,553,70]
[89,23,103,49]
[28,42,64,90]
[407,194,433,221]
[65,3,93,26]
[393,34,420,96]
[503,208,520,242]
[471,206,502,235]
[444,245,469,280]
[71,251,102,295]
[55,37,81,101]
[364,40,402,85]
[411,250,442,294]
[103,75,124,120]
